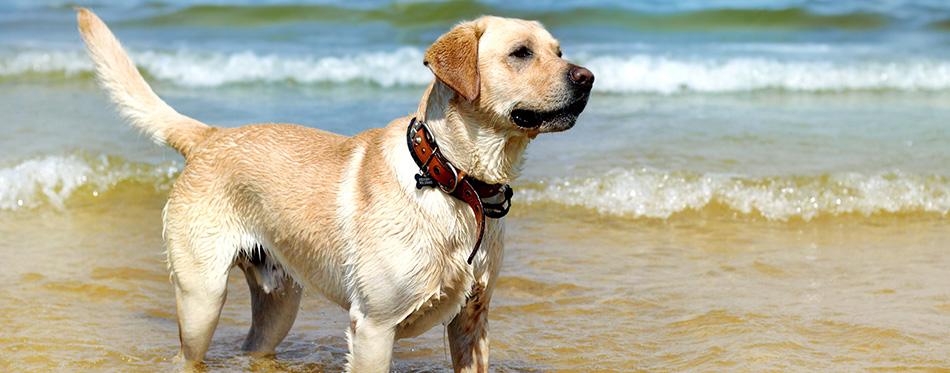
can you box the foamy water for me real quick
[5,48,950,93]
[0,153,179,211]
[519,168,950,221]
[580,55,950,94]
[5,154,950,224]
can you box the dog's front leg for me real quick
[448,285,491,373]
[345,309,396,373]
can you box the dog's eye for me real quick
[510,46,532,59]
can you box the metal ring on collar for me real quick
[439,161,460,194]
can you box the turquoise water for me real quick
[3,1,950,371]
[4,0,950,219]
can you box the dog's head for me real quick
[424,16,593,135]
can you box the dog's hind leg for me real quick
[170,262,230,362]
[163,196,239,363]
[238,251,303,354]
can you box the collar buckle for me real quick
[438,161,460,194]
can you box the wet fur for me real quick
[78,9,590,372]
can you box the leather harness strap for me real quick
[406,117,513,264]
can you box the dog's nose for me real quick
[569,65,594,87]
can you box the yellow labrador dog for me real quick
[78,8,592,372]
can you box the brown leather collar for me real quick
[407,117,513,264]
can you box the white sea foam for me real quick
[0,153,180,211]
[0,50,93,77]
[132,48,432,87]
[0,48,432,87]
[4,48,950,93]
[579,54,950,94]
[5,154,949,220]
[518,168,950,221]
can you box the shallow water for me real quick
[4,0,950,371]
[4,188,950,371]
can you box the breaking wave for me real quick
[4,48,950,93]
[518,168,950,221]
[6,153,949,223]
[0,48,432,88]
[0,152,180,211]
[578,55,950,94]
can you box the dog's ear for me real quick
[424,23,480,103]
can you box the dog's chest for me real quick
[394,264,476,339]
[391,218,503,340]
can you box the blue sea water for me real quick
[3,0,950,219]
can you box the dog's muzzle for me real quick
[511,64,594,131]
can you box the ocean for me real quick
[2,0,950,371]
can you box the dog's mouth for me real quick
[510,93,590,133]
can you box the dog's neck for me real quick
[416,79,530,185]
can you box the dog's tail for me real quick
[77,8,212,158]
